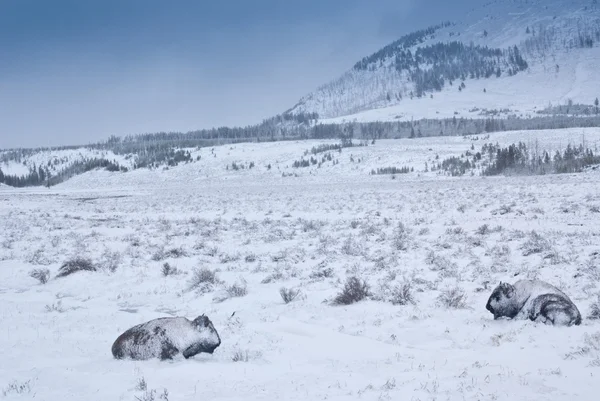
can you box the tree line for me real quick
[0,158,126,188]
[4,112,600,187]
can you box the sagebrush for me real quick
[56,257,96,278]
[29,268,50,284]
[333,276,370,305]
[280,287,301,304]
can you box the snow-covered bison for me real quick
[112,315,221,360]
[486,280,581,326]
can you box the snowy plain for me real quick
[2,129,600,400]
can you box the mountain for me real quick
[4,0,600,188]
[288,0,600,123]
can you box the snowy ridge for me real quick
[289,0,600,122]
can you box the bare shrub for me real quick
[271,250,288,262]
[372,255,386,271]
[426,251,459,277]
[491,204,513,215]
[27,247,53,265]
[232,349,250,362]
[193,240,206,251]
[487,244,511,258]
[299,219,322,233]
[1,238,13,250]
[187,268,220,292]
[56,257,96,278]
[261,271,284,284]
[45,301,65,313]
[436,286,468,309]
[580,255,600,280]
[360,221,382,237]
[151,248,165,261]
[280,287,301,304]
[161,263,180,277]
[375,279,416,306]
[589,294,600,320]
[341,235,363,256]
[226,279,248,298]
[381,378,396,391]
[544,249,565,265]
[309,266,334,280]
[133,373,169,399]
[389,282,415,306]
[445,226,464,236]
[220,252,241,264]
[245,253,257,263]
[521,231,551,256]
[333,276,370,305]
[29,268,50,284]
[136,377,147,392]
[476,224,491,235]
[99,249,121,273]
[165,247,187,258]
[317,235,337,255]
[136,387,169,401]
[205,246,219,257]
[2,380,32,397]
[392,222,411,251]
[126,235,141,247]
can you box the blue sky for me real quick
[0,0,473,148]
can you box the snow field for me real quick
[1,131,600,400]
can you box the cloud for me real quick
[0,0,433,148]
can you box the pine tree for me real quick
[544,152,551,164]
[38,166,45,183]
[595,97,599,114]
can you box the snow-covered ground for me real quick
[38,127,600,191]
[2,130,600,400]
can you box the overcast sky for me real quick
[0,0,475,149]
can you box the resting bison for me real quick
[486,280,581,326]
[112,315,221,360]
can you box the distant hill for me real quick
[4,0,600,187]
[288,0,600,123]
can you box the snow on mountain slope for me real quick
[289,0,600,122]
[324,47,600,124]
